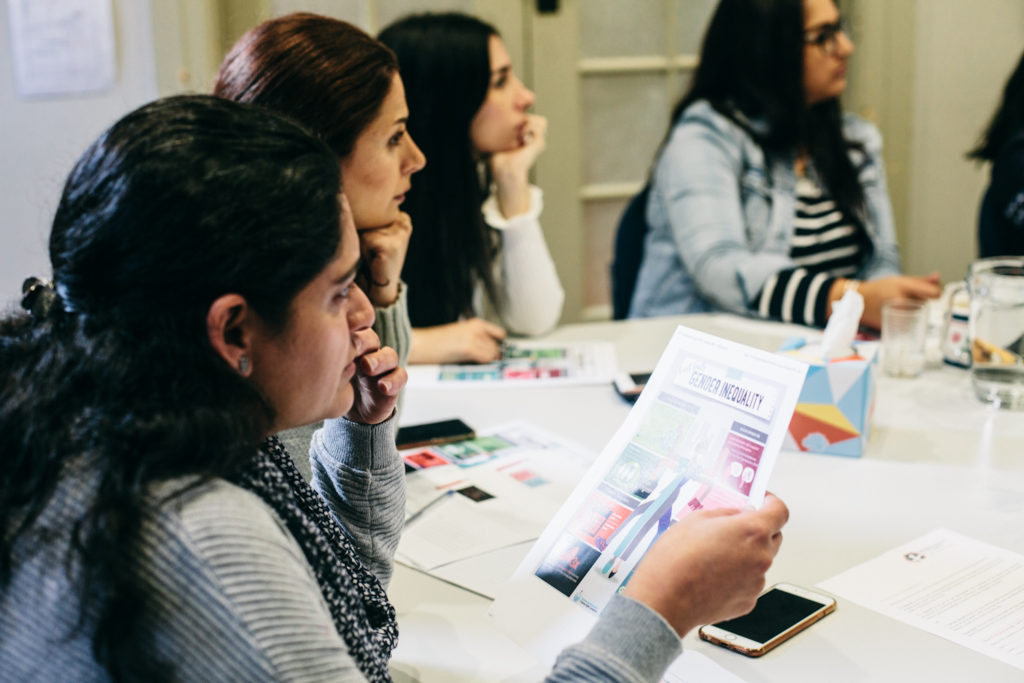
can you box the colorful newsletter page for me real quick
[406,341,618,388]
[489,325,808,666]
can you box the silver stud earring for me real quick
[238,355,250,373]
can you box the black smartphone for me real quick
[698,583,836,657]
[613,372,652,403]
[396,418,475,450]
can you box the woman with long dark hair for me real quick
[379,12,564,364]
[0,95,406,680]
[629,0,940,329]
[970,48,1024,257]
[0,94,789,682]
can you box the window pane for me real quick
[581,0,666,58]
[584,198,628,313]
[674,0,717,55]
[582,74,669,185]
[669,68,695,106]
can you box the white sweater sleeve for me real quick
[481,185,565,336]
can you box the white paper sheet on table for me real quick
[489,325,808,666]
[662,651,749,683]
[395,421,593,574]
[819,528,1024,671]
[406,340,618,388]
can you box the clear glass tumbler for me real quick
[881,299,928,378]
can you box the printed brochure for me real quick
[489,326,808,665]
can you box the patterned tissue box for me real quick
[779,339,879,458]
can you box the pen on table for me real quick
[404,489,456,526]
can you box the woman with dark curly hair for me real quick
[0,95,406,681]
[0,95,787,682]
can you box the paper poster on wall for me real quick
[489,325,808,667]
[7,0,116,98]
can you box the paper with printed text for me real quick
[489,326,808,665]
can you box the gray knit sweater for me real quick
[0,417,682,681]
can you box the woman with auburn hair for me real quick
[379,12,565,364]
[214,13,425,463]
[629,0,940,329]
[0,94,788,683]
[215,12,425,370]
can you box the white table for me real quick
[388,314,1024,682]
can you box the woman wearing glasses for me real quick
[628,0,940,329]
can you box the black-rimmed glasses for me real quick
[804,18,849,56]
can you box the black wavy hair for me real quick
[379,12,500,327]
[0,95,341,680]
[665,0,865,219]
[969,48,1024,162]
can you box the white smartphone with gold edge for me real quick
[697,583,836,657]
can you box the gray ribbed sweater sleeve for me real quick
[3,419,682,681]
[0,463,376,681]
[139,482,369,681]
[547,594,683,682]
[309,417,405,588]
[373,281,412,368]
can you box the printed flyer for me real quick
[406,341,618,387]
[489,326,808,665]
[396,422,593,575]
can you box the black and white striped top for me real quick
[754,175,871,327]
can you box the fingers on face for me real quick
[351,328,380,358]
[378,366,408,396]
[358,345,398,376]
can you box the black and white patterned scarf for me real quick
[231,435,397,682]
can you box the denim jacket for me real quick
[629,99,901,318]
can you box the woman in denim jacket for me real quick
[630,0,940,329]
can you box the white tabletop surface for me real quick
[388,314,1024,682]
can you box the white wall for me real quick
[904,0,1024,282]
[0,1,159,307]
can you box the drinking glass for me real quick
[881,299,927,378]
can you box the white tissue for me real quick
[819,289,864,359]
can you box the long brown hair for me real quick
[213,12,398,159]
